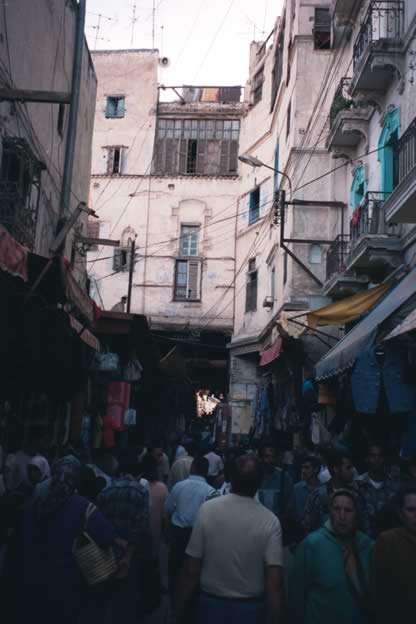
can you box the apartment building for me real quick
[0,0,96,272]
[87,50,246,389]
[321,0,416,299]
[228,0,343,409]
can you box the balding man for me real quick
[176,455,285,623]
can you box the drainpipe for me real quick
[60,0,86,220]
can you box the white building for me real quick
[0,0,96,275]
[88,50,246,389]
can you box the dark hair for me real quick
[398,487,416,509]
[118,449,140,477]
[141,453,159,482]
[231,455,264,497]
[366,442,385,455]
[260,443,275,457]
[302,455,321,472]
[191,456,209,477]
[329,488,359,511]
[327,450,352,475]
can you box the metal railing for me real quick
[0,181,40,250]
[353,1,404,68]
[330,77,354,129]
[395,117,416,188]
[326,234,351,279]
[350,191,391,242]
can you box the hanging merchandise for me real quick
[94,351,121,374]
[123,357,143,383]
[93,415,103,449]
[318,383,336,405]
[103,414,116,448]
[124,408,137,427]
[351,344,416,415]
[105,382,131,430]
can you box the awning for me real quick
[0,226,28,282]
[307,282,391,329]
[69,314,100,351]
[260,338,282,366]
[315,267,416,380]
[385,308,416,341]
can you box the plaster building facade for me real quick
[228,0,343,416]
[0,0,97,275]
[87,50,246,389]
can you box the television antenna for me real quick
[88,12,114,49]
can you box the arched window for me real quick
[350,164,367,209]
[378,107,400,194]
[309,244,322,264]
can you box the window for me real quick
[271,31,284,110]
[350,165,367,209]
[87,219,100,250]
[309,244,322,264]
[378,108,400,194]
[314,8,331,50]
[57,103,65,137]
[246,259,258,312]
[153,118,240,176]
[180,225,199,256]
[106,147,124,175]
[106,96,125,118]
[249,187,261,225]
[283,251,288,284]
[113,247,131,271]
[286,101,292,140]
[252,68,264,105]
[174,259,201,300]
[271,266,276,306]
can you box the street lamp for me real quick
[238,152,293,199]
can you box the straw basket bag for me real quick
[73,503,117,585]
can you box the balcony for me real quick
[324,192,402,297]
[326,78,372,152]
[0,138,42,251]
[385,117,416,223]
[350,1,404,96]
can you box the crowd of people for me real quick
[0,433,415,623]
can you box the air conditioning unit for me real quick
[263,296,274,309]
[159,57,170,67]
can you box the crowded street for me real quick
[2,0,416,622]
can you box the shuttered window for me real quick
[314,8,331,50]
[113,247,131,271]
[174,259,201,300]
[246,259,258,312]
[106,96,125,118]
[180,225,199,256]
[249,187,261,225]
[153,118,240,175]
[106,147,125,175]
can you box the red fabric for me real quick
[106,382,131,431]
[103,414,116,448]
[259,339,283,367]
[351,208,360,226]
[0,226,29,282]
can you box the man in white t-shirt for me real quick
[204,447,224,486]
[177,455,285,623]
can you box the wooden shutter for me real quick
[229,140,239,173]
[220,141,229,175]
[116,97,125,118]
[196,140,207,174]
[153,139,165,174]
[178,139,188,174]
[106,97,116,118]
[165,138,176,174]
[106,147,114,175]
[187,260,201,300]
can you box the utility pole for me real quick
[152,0,156,49]
[127,237,137,313]
[130,2,137,48]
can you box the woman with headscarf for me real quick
[15,456,115,624]
[27,454,51,485]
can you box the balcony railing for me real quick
[353,1,404,68]
[330,78,354,129]
[395,118,416,188]
[0,181,40,250]
[350,191,391,242]
[326,234,350,279]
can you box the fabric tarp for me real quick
[315,267,416,380]
[307,282,392,329]
[385,308,416,341]
[259,338,282,366]
[0,226,29,282]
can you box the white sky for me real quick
[85,0,283,86]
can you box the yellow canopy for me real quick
[307,282,392,329]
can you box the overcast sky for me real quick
[85,0,284,86]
